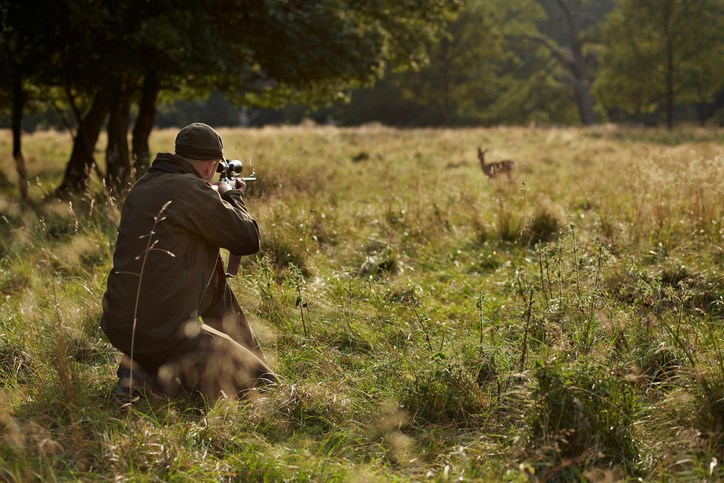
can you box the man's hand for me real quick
[213,178,246,195]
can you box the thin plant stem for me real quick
[127,201,173,394]
[538,248,549,305]
[413,306,433,354]
[518,288,534,372]
[478,291,484,345]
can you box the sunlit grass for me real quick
[0,125,722,480]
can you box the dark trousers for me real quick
[135,264,276,401]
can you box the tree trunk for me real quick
[11,77,30,204]
[131,71,160,179]
[55,91,110,197]
[572,64,597,126]
[556,0,597,125]
[663,0,674,130]
[105,79,133,193]
[665,40,674,130]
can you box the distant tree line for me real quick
[150,0,724,130]
[324,0,723,128]
[1,0,722,200]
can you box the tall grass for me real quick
[0,125,722,480]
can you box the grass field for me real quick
[0,125,722,481]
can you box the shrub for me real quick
[256,254,293,330]
[521,205,563,246]
[470,210,490,244]
[261,231,309,276]
[0,337,33,386]
[658,264,723,317]
[528,361,639,472]
[400,353,488,424]
[634,339,683,387]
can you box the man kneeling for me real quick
[100,122,276,402]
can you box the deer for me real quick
[478,147,514,179]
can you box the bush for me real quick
[694,376,724,450]
[528,361,639,472]
[521,206,563,246]
[400,353,488,424]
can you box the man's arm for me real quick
[182,177,260,255]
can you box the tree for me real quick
[488,0,580,125]
[0,0,62,203]
[334,0,614,126]
[594,0,724,128]
[330,0,564,126]
[501,0,616,125]
[53,0,121,195]
[395,0,506,125]
[61,0,459,195]
[55,0,191,194]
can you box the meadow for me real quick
[0,125,722,481]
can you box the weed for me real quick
[0,337,32,386]
[400,352,489,424]
[528,360,639,472]
[521,203,563,246]
[288,264,311,337]
[256,253,292,330]
[493,185,522,242]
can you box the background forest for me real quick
[3,0,724,133]
[189,0,724,129]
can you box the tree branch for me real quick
[507,32,574,69]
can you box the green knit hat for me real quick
[175,123,224,160]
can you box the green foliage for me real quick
[2,0,459,111]
[400,350,490,424]
[328,0,619,126]
[2,0,461,194]
[529,361,639,470]
[594,0,724,125]
[523,205,563,245]
[3,0,721,133]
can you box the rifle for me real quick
[216,159,256,277]
[217,159,256,184]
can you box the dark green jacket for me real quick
[100,153,260,356]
